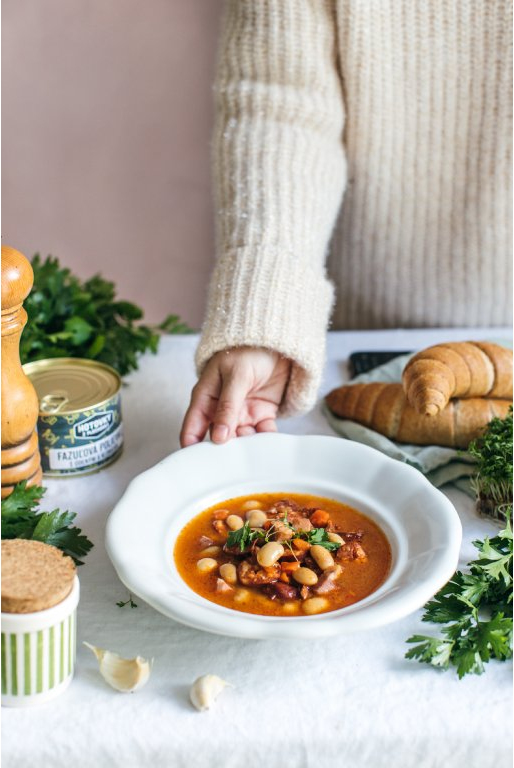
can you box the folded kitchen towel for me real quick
[323,353,477,495]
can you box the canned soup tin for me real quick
[23,358,123,477]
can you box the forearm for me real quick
[197,0,346,414]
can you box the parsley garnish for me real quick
[303,527,341,551]
[21,254,192,376]
[406,513,513,678]
[226,522,265,551]
[226,520,342,553]
[1,481,94,565]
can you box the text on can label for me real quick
[73,411,114,440]
[49,425,123,470]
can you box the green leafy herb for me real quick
[303,527,341,551]
[468,408,513,522]
[21,254,192,376]
[227,519,343,553]
[116,594,138,609]
[1,481,93,565]
[406,513,513,678]
[226,522,264,551]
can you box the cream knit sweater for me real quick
[196,0,513,415]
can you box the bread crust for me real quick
[326,382,511,448]
[402,341,512,415]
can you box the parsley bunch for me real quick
[21,254,192,376]
[406,513,513,678]
[468,407,513,522]
[1,482,93,565]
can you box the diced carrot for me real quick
[310,509,330,527]
[292,538,310,551]
[281,560,300,572]
[279,572,291,583]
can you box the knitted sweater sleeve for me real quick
[195,0,346,415]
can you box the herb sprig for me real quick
[1,481,94,565]
[226,520,342,552]
[468,407,513,522]
[304,528,341,551]
[116,594,138,609]
[21,254,192,376]
[406,513,513,678]
[226,522,264,551]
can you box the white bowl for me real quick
[105,433,462,639]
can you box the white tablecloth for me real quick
[3,329,513,768]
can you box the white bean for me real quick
[241,500,262,512]
[328,532,345,545]
[226,514,244,531]
[256,542,285,567]
[247,510,268,528]
[196,558,218,573]
[200,546,221,556]
[310,544,335,571]
[302,597,329,615]
[219,563,237,585]
[233,588,250,603]
[293,567,318,586]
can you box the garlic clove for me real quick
[83,642,153,693]
[189,674,231,711]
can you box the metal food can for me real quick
[23,358,123,477]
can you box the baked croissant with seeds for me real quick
[401,341,512,416]
[325,382,511,449]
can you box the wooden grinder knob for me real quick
[1,245,42,498]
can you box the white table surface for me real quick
[3,329,513,768]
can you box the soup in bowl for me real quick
[174,493,391,617]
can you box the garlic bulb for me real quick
[189,674,231,711]
[83,642,152,693]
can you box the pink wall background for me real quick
[2,0,223,327]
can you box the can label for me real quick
[38,395,123,476]
[48,424,123,471]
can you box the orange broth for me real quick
[174,493,391,617]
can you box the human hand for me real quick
[180,347,291,447]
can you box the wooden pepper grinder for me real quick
[1,245,42,498]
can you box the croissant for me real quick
[325,382,511,449]
[402,341,512,416]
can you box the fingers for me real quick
[180,395,211,447]
[180,370,219,448]
[210,373,250,444]
[236,425,256,437]
[255,418,278,433]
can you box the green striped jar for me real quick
[1,576,79,707]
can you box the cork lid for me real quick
[1,539,76,614]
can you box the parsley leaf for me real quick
[406,510,513,677]
[1,482,45,520]
[226,522,264,551]
[1,481,93,565]
[304,528,341,551]
[21,254,193,376]
[116,594,138,609]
